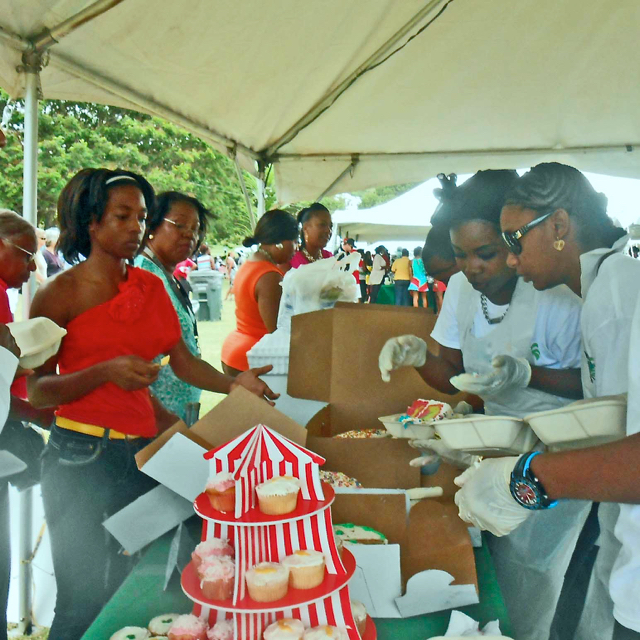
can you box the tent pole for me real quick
[315,155,359,201]
[233,154,256,230]
[256,162,267,219]
[15,52,42,637]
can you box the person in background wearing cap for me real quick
[27,168,278,640]
[454,163,640,640]
[379,169,587,640]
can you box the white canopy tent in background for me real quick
[333,177,441,245]
[2,0,640,632]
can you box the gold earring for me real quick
[554,238,565,251]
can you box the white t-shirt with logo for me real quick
[431,272,582,370]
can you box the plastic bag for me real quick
[277,257,359,332]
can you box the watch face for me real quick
[513,480,539,507]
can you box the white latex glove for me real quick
[449,355,532,397]
[454,457,532,536]
[409,438,480,470]
[379,335,427,382]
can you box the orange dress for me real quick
[221,260,282,371]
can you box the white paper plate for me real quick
[7,317,67,369]
[435,414,539,456]
[524,395,627,451]
[378,413,437,439]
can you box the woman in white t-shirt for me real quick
[454,163,640,640]
[379,169,587,640]
[368,246,387,303]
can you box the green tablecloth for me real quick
[376,284,395,305]
[82,524,511,639]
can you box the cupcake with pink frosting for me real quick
[205,472,236,512]
[199,556,235,600]
[207,619,234,640]
[192,538,234,571]
[167,614,208,640]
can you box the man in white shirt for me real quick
[0,325,21,640]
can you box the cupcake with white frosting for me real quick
[282,549,325,589]
[168,614,208,640]
[263,618,306,639]
[302,626,349,640]
[351,600,367,637]
[110,628,150,640]
[199,556,235,600]
[256,476,301,515]
[148,614,181,637]
[245,561,289,602]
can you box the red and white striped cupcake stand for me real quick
[181,424,377,640]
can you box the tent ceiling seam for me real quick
[261,0,451,159]
[274,144,638,160]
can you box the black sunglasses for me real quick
[501,212,552,255]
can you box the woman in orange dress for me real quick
[222,210,299,375]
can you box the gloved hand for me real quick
[454,457,532,536]
[409,437,480,470]
[379,335,427,382]
[449,355,532,397]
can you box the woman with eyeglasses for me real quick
[26,169,278,640]
[134,191,210,422]
[379,169,589,640]
[455,163,640,640]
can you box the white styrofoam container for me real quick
[524,395,627,451]
[246,331,290,375]
[378,413,437,440]
[435,415,539,456]
[7,317,67,369]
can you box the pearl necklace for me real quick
[480,293,510,325]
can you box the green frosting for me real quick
[333,522,386,542]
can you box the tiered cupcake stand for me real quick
[180,424,376,640]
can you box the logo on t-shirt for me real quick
[531,342,541,360]
[584,350,596,383]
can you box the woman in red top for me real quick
[222,210,298,375]
[28,169,277,640]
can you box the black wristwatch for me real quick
[509,452,558,510]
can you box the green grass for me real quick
[195,280,237,417]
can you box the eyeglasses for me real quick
[501,212,552,255]
[3,239,36,264]
[163,217,200,237]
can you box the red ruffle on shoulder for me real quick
[55,267,182,437]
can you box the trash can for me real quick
[188,270,224,321]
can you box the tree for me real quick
[0,91,253,246]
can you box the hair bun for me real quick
[242,236,256,247]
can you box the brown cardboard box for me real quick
[288,302,470,435]
[136,387,478,617]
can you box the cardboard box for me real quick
[288,302,471,435]
[135,387,478,618]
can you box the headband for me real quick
[105,175,138,186]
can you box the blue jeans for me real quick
[41,425,157,640]
[394,280,411,306]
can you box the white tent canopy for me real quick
[1,0,640,204]
[333,178,441,244]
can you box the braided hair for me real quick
[505,163,625,249]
